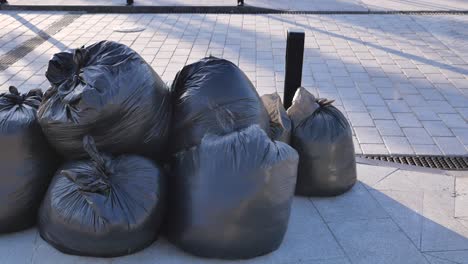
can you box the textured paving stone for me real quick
[2,12,467,154]
[328,218,427,264]
[0,229,37,264]
[311,183,389,223]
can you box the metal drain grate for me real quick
[357,154,468,171]
[0,14,81,72]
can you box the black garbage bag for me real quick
[170,56,270,152]
[261,93,292,144]
[39,136,166,257]
[0,86,58,233]
[168,125,298,259]
[38,40,171,160]
[287,87,356,196]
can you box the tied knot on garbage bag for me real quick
[38,40,171,160]
[62,135,111,195]
[0,85,58,234]
[1,86,43,108]
[286,87,356,197]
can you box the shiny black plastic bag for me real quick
[170,56,270,152]
[39,136,166,257]
[0,86,58,233]
[287,87,356,196]
[38,40,171,160]
[261,93,292,144]
[168,125,298,259]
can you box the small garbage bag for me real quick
[261,93,292,144]
[39,136,166,257]
[0,86,58,233]
[170,56,270,152]
[287,87,356,196]
[38,40,171,160]
[168,125,298,259]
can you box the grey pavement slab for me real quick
[0,229,37,264]
[369,189,424,249]
[328,218,428,264]
[310,182,389,223]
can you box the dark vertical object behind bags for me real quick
[170,56,270,153]
[0,86,59,233]
[287,87,357,196]
[261,93,292,144]
[39,136,166,257]
[168,125,298,259]
[38,41,171,161]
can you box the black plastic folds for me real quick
[38,40,171,160]
[261,93,292,144]
[39,136,166,257]
[168,125,298,259]
[287,87,356,196]
[0,86,58,233]
[170,57,270,152]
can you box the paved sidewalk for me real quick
[4,0,468,11]
[0,161,466,264]
[1,12,467,155]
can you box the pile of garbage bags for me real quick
[0,40,356,259]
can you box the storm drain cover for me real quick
[357,154,468,171]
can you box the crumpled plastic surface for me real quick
[170,56,270,152]
[167,125,298,259]
[39,136,166,257]
[287,87,356,196]
[0,86,58,233]
[38,40,171,161]
[261,93,292,144]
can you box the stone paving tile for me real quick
[433,137,467,155]
[394,113,422,128]
[382,136,414,154]
[369,189,424,249]
[411,144,443,155]
[347,112,374,127]
[373,169,454,193]
[2,13,467,154]
[403,128,434,145]
[33,236,112,264]
[311,183,389,223]
[422,121,454,137]
[360,143,389,154]
[455,177,468,219]
[421,191,468,251]
[328,218,427,264]
[354,127,383,144]
[424,251,468,264]
[356,163,398,188]
[0,229,37,264]
[375,120,404,136]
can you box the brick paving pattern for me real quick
[0,12,466,155]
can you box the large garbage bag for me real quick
[170,56,270,152]
[168,125,298,259]
[261,93,292,144]
[38,40,171,160]
[287,87,356,196]
[39,136,166,257]
[0,86,58,233]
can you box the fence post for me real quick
[283,29,305,109]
